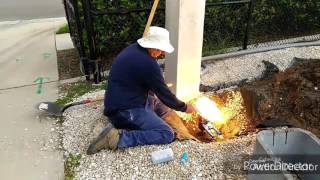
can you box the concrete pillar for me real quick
[165,0,206,101]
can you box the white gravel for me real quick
[75,136,256,180]
[60,46,320,179]
[62,91,105,155]
[61,90,256,179]
[201,46,320,87]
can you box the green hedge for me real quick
[69,0,320,62]
[90,0,165,58]
[250,0,320,43]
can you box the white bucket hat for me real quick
[137,26,174,53]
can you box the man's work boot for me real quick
[87,123,120,155]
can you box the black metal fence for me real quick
[64,0,166,83]
[248,0,320,48]
[64,0,97,82]
[63,0,320,83]
[203,0,253,56]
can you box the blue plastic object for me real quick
[181,152,189,163]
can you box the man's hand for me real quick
[185,103,196,114]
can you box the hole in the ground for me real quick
[179,58,320,142]
[179,90,256,142]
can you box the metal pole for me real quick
[83,0,96,59]
[243,0,255,50]
[72,0,90,80]
[83,0,101,83]
[63,0,72,37]
[64,0,91,80]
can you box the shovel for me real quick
[143,0,160,37]
[36,96,104,117]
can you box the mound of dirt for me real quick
[241,58,320,137]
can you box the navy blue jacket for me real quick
[104,43,187,116]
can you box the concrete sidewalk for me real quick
[0,18,66,180]
[0,0,65,21]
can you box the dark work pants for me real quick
[108,95,175,149]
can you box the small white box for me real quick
[151,148,174,164]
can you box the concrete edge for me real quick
[55,33,74,51]
[59,76,87,84]
[59,70,110,85]
[202,41,320,63]
[0,17,67,25]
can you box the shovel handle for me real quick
[62,96,105,112]
[84,96,105,104]
[143,0,160,37]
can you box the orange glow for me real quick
[195,96,226,125]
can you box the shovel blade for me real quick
[36,102,64,117]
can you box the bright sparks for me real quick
[195,96,225,124]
